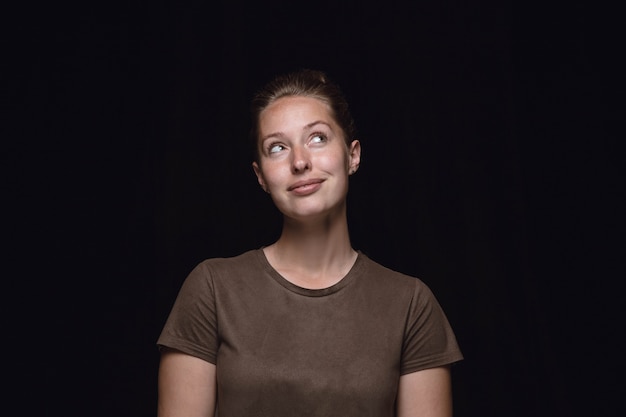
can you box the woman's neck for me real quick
[263,211,357,289]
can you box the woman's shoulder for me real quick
[193,248,264,276]
[197,248,260,265]
[358,252,417,279]
[357,252,431,291]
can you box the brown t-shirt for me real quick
[157,249,463,417]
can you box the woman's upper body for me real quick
[157,249,462,417]
[157,69,463,417]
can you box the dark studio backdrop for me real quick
[6,1,623,416]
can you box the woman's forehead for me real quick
[260,97,335,129]
[263,95,331,114]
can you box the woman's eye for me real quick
[269,144,284,154]
[310,134,326,144]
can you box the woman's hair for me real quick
[250,68,357,162]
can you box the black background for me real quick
[6,1,623,416]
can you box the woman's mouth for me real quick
[288,179,324,196]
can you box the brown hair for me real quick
[250,69,357,162]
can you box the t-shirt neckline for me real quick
[254,248,364,297]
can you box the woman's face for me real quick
[252,96,361,221]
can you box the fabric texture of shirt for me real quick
[157,249,463,417]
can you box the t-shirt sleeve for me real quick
[400,279,463,375]
[156,261,219,364]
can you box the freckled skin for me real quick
[253,96,360,222]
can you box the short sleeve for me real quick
[400,279,463,375]
[156,261,219,364]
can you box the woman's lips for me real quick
[288,179,324,196]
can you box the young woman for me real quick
[157,69,463,417]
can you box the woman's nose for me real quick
[291,146,311,173]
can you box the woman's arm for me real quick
[396,366,453,417]
[157,348,217,417]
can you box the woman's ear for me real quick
[348,140,361,175]
[252,161,269,193]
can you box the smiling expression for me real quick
[252,96,361,221]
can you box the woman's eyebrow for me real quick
[260,131,286,142]
[304,120,332,130]
[261,121,333,142]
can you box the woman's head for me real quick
[250,69,357,163]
